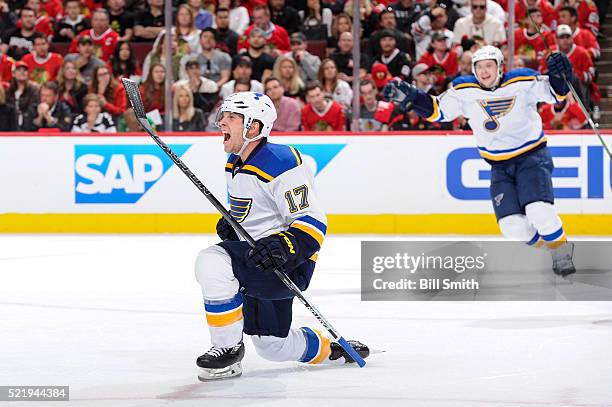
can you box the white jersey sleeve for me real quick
[530,75,565,104]
[436,86,465,122]
[270,160,327,260]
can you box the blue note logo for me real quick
[478,97,516,131]
[74,144,191,204]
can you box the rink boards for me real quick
[0,131,611,234]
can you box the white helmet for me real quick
[215,91,277,154]
[471,45,504,88]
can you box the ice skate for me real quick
[551,242,576,277]
[329,340,370,364]
[197,342,245,381]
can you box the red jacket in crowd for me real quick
[301,101,345,131]
[22,52,64,84]
[70,28,119,62]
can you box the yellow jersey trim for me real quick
[500,76,536,88]
[289,146,302,166]
[308,330,331,364]
[425,96,441,121]
[454,83,481,90]
[291,222,325,246]
[479,136,548,161]
[241,164,275,181]
[205,305,243,327]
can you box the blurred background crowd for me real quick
[0,0,608,133]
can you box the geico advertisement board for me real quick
[0,134,610,214]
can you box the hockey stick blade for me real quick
[120,78,366,368]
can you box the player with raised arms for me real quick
[194,92,369,380]
[384,46,577,276]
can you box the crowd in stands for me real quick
[0,0,606,132]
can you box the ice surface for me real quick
[1,235,611,407]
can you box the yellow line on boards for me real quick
[0,214,611,235]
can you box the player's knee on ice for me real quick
[251,329,307,362]
[498,214,537,241]
[525,201,562,236]
[195,245,239,300]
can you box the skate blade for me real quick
[197,363,242,381]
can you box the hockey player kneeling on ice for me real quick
[384,46,576,277]
[194,92,369,380]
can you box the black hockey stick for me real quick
[522,2,612,158]
[121,78,366,367]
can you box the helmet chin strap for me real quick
[237,120,264,157]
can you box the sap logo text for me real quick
[447,146,610,200]
[75,144,191,204]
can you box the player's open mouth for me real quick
[223,132,231,143]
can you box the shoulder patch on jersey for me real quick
[500,68,538,87]
[242,142,303,182]
[452,75,481,90]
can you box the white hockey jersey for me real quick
[428,68,566,161]
[225,140,327,261]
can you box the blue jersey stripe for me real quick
[299,327,320,363]
[478,131,544,154]
[527,232,541,246]
[296,215,327,235]
[204,293,243,313]
[542,227,564,242]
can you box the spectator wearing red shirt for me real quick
[139,63,165,114]
[70,9,119,62]
[355,79,394,131]
[39,0,62,21]
[541,24,598,106]
[22,32,63,84]
[515,8,552,63]
[417,32,458,88]
[81,0,103,17]
[515,0,558,30]
[556,0,599,37]
[238,5,290,55]
[301,82,345,131]
[90,64,127,117]
[0,54,15,83]
[539,94,588,130]
[558,6,600,59]
[543,25,594,85]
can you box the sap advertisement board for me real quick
[0,133,610,215]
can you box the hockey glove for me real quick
[546,52,572,79]
[248,232,298,273]
[383,79,417,110]
[216,217,239,241]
